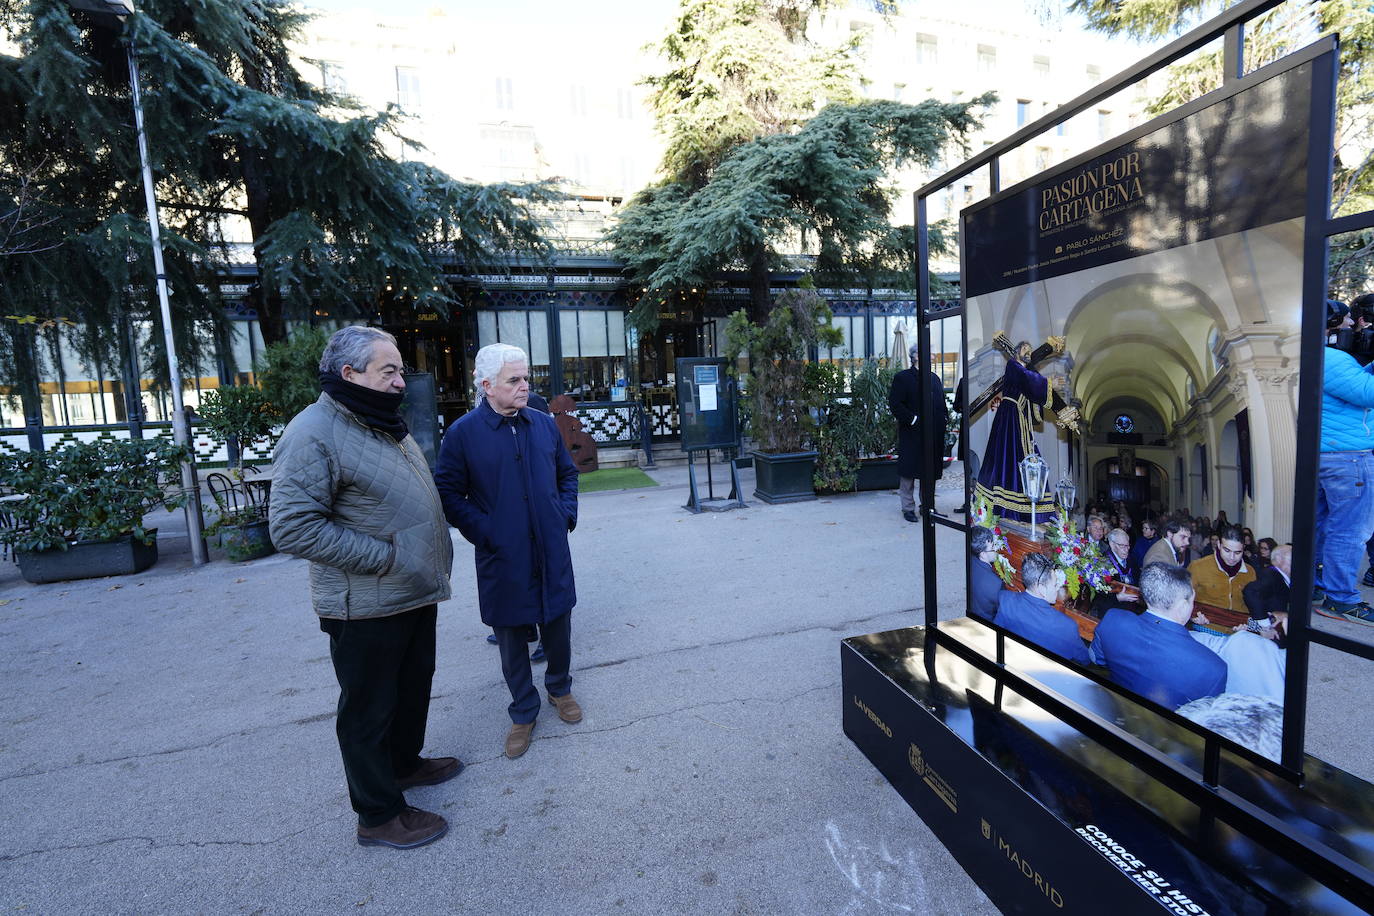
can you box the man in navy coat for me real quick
[969,525,1006,621]
[435,344,582,759]
[995,552,1090,664]
[1089,562,1228,710]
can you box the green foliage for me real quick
[197,385,278,467]
[611,98,991,326]
[644,0,869,186]
[615,0,988,325]
[812,359,897,492]
[725,283,843,453]
[0,0,559,389]
[0,437,190,552]
[255,326,329,423]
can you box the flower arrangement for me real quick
[970,491,1016,585]
[1044,508,1114,599]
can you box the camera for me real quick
[1328,296,1374,363]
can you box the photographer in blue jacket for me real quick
[1315,299,1374,625]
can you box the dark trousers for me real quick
[319,604,437,828]
[494,611,572,724]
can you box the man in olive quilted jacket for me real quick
[270,326,457,850]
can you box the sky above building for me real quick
[300,1,1157,64]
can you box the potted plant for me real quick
[196,384,278,471]
[726,283,844,503]
[0,438,190,583]
[206,502,274,562]
[812,360,901,493]
[197,385,278,562]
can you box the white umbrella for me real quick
[892,323,909,370]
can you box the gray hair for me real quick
[1020,552,1056,590]
[1176,694,1282,760]
[1107,527,1130,549]
[971,525,995,555]
[473,343,528,398]
[1141,562,1192,612]
[319,326,397,375]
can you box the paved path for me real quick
[0,463,1369,914]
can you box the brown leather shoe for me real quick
[548,692,583,723]
[396,756,462,790]
[357,806,448,849]
[505,721,535,758]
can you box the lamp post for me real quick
[68,0,207,565]
[1020,452,1049,539]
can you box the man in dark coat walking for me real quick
[435,344,582,759]
[888,342,949,522]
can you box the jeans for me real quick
[1315,452,1374,605]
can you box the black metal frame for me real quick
[911,0,1374,847]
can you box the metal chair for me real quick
[205,472,246,517]
[0,504,17,564]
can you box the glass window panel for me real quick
[608,311,626,357]
[527,312,549,366]
[497,311,528,352]
[477,311,499,348]
[559,310,581,357]
[577,310,611,358]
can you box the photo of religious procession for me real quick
[961,213,1301,724]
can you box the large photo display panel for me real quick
[958,58,1313,757]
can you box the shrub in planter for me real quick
[814,359,898,493]
[0,438,191,580]
[726,285,843,503]
[209,509,275,562]
[197,384,278,470]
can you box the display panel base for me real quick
[841,621,1374,915]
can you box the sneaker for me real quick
[1315,599,1351,621]
[1363,569,1374,588]
[548,691,583,723]
[357,806,448,849]
[396,756,462,790]
[1344,603,1374,627]
[486,633,498,645]
[531,642,546,663]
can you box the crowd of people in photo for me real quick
[968,498,1292,749]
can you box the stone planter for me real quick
[15,532,159,584]
[221,518,276,562]
[752,450,818,504]
[855,457,899,491]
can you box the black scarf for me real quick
[1214,547,1243,579]
[319,372,408,441]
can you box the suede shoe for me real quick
[357,806,448,849]
[548,692,583,723]
[505,721,535,758]
[396,756,462,790]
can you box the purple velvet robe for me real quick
[973,357,1056,522]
